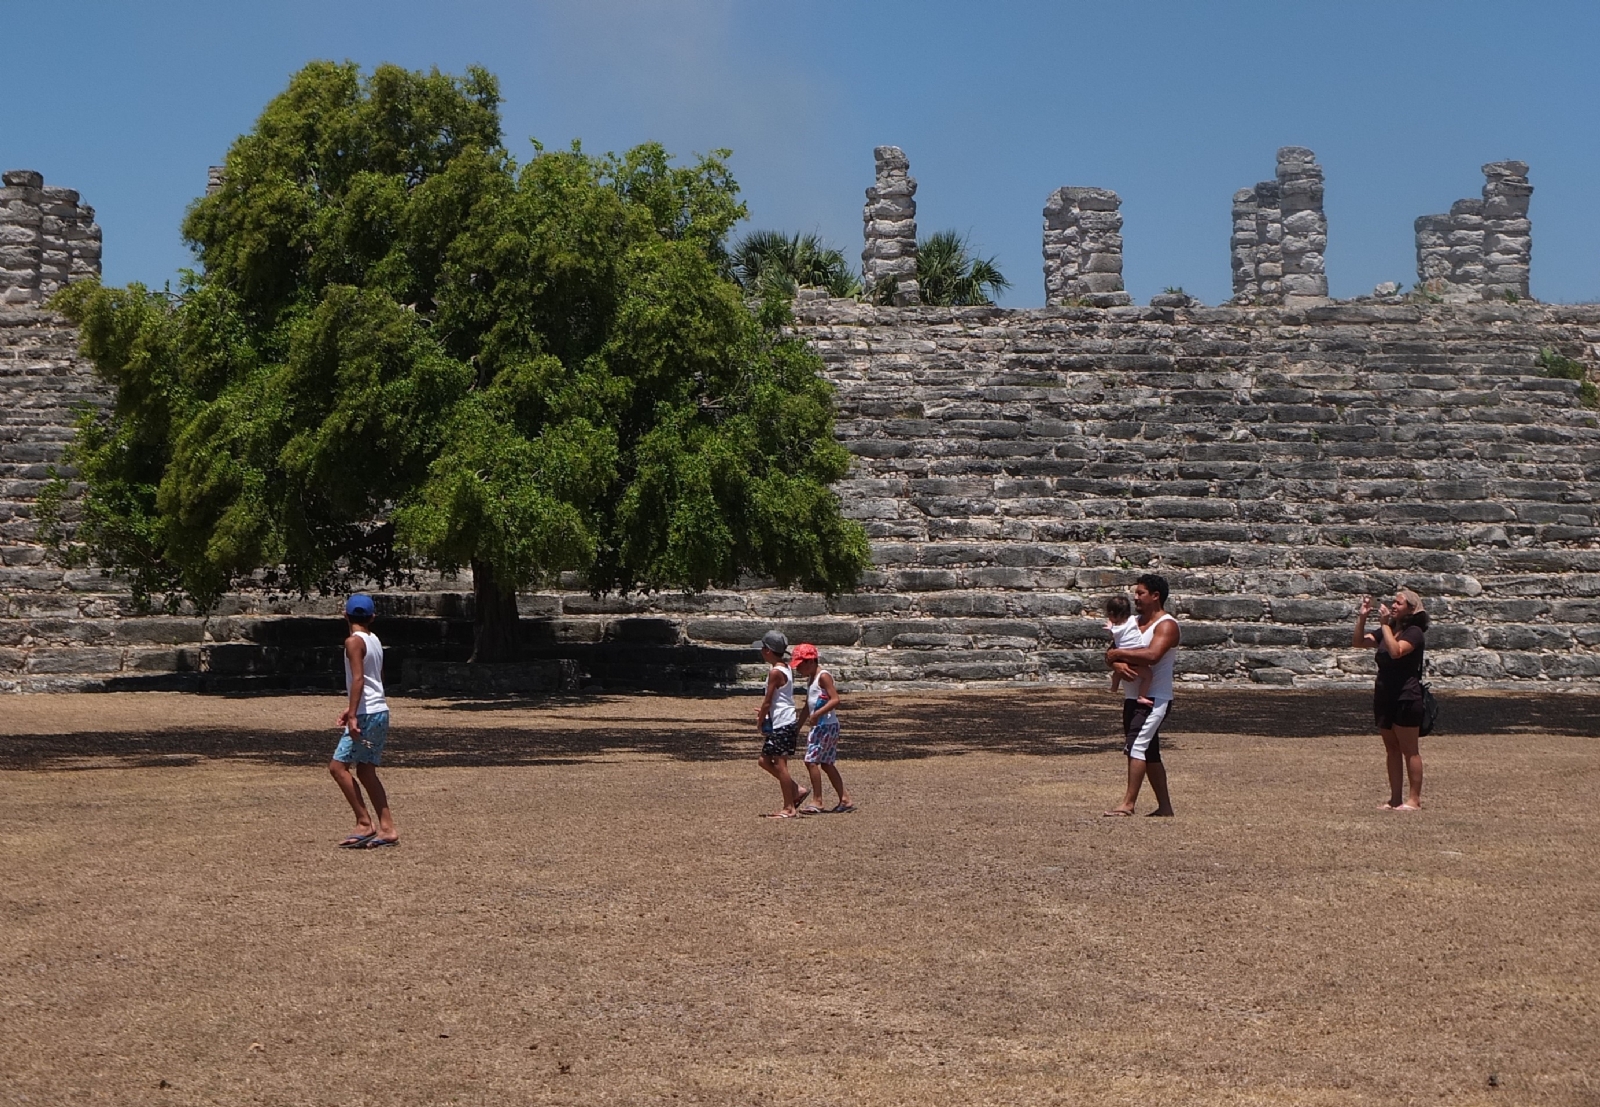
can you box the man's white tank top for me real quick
[1122,613,1180,703]
[344,630,388,715]
[768,664,797,728]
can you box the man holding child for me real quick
[1102,573,1181,818]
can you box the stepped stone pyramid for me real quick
[0,161,1596,692]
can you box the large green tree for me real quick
[50,61,869,660]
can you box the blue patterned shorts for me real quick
[332,711,390,766]
[805,718,840,765]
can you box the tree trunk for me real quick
[470,558,521,663]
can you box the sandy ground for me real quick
[1,687,1597,1106]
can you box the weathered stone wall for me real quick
[0,171,101,307]
[1416,162,1534,302]
[1042,188,1130,308]
[3,295,1596,692]
[1,164,1596,693]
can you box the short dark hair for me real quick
[1104,595,1132,622]
[348,611,374,627]
[1134,573,1170,606]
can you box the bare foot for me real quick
[1102,808,1135,817]
[1378,801,1402,811]
[1396,803,1422,812]
[763,810,798,819]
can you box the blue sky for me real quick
[6,0,1600,306]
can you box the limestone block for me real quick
[1,170,44,189]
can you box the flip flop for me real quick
[1101,809,1134,818]
[360,836,400,848]
[829,803,855,813]
[795,787,811,808]
[798,805,826,815]
[338,832,377,848]
[762,811,798,819]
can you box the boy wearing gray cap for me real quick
[753,629,809,818]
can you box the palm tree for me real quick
[909,230,1010,306]
[730,230,861,300]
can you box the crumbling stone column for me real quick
[1231,148,1325,303]
[206,166,226,197]
[1042,187,1131,307]
[1481,161,1533,301]
[862,146,919,306]
[1277,147,1328,297]
[0,170,100,306]
[1415,161,1532,302]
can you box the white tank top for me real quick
[1123,613,1179,703]
[808,671,839,732]
[343,630,388,715]
[768,664,796,728]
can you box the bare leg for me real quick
[803,762,825,810]
[355,763,397,841]
[330,760,374,835]
[1104,756,1146,816]
[821,763,850,806]
[1135,669,1155,707]
[1145,761,1173,816]
[1378,728,1404,808]
[758,754,801,815]
[1392,726,1423,809]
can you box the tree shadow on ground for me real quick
[1,689,1592,771]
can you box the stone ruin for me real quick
[1041,187,1131,307]
[0,170,102,307]
[1230,147,1328,304]
[0,157,1593,693]
[860,146,920,306]
[1415,161,1533,303]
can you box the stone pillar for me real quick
[862,146,919,306]
[0,170,100,306]
[1415,161,1532,301]
[1276,147,1328,298]
[207,166,226,196]
[1231,180,1281,302]
[1042,187,1130,306]
[1230,147,1324,303]
[1480,160,1533,301]
[1413,213,1455,288]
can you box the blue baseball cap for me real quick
[345,593,376,618]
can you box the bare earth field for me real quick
[2,687,1597,1107]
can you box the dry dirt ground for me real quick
[2,687,1597,1107]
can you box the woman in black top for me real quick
[1353,589,1429,810]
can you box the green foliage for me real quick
[51,61,869,621]
[883,230,1009,307]
[729,230,860,300]
[1538,347,1586,380]
[1537,347,1600,408]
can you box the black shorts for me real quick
[1122,698,1171,764]
[1374,678,1424,730]
[761,723,799,759]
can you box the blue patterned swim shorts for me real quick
[332,711,390,766]
[805,718,840,765]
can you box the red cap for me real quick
[790,643,819,663]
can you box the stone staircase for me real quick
[0,299,1596,692]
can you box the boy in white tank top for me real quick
[753,629,809,818]
[330,594,398,848]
